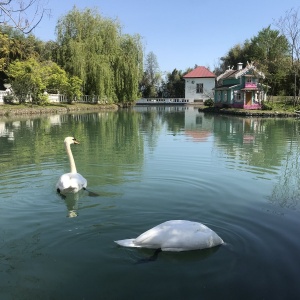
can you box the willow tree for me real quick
[114,34,143,102]
[56,6,143,102]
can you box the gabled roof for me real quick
[217,62,265,81]
[183,66,216,78]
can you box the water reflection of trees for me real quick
[213,116,299,172]
[268,138,300,210]
[2,109,300,210]
[0,111,144,187]
[212,115,300,209]
[135,106,186,150]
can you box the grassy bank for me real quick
[197,106,299,117]
[0,102,119,118]
[1,101,299,119]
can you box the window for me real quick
[196,83,203,93]
[246,77,252,83]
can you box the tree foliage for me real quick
[56,7,143,102]
[164,69,185,98]
[217,26,290,96]
[140,51,161,97]
[248,26,290,95]
[7,57,82,104]
[275,8,300,103]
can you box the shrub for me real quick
[3,95,15,104]
[261,101,273,110]
[204,98,214,107]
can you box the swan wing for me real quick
[115,220,223,252]
[56,172,87,194]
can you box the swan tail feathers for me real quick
[115,239,139,248]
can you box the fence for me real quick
[0,91,7,104]
[0,91,107,104]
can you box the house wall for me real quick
[214,89,232,106]
[0,91,6,104]
[184,78,215,102]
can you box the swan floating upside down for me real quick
[56,136,87,195]
[115,220,224,252]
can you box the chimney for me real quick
[237,62,243,70]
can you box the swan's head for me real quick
[64,136,79,145]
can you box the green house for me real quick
[214,62,266,109]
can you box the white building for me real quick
[183,66,216,103]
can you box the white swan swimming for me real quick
[56,136,87,195]
[115,220,224,252]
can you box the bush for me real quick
[3,95,15,104]
[261,101,273,110]
[204,98,214,107]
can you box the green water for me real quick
[0,106,300,299]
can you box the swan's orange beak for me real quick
[72,138,79,144]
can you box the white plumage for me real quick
[115,220,223,252]
[56,136,87,195]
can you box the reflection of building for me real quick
[183,66,216,103]
[214,62,266,110]
[184,106,213,142]
[0,122,14,140]
[49,115,62,125]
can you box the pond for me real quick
[0,106,300,299]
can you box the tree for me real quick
[248,26,290,96]
[218,42,252,73]
[56,7,143,102]
[7,57,82,104]
[0,0,50,34]
[140,51,161,97]
[163,69,185,98]
[275,8,300,105]
[215,27,290,96]
[114,34,143,102]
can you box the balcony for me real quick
[245,82,257,88]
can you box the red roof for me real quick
[183,66,216,78]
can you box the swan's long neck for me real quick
[65,142,77,173]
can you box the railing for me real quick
[0,90,109,104]
[245,83,257,88]
[44,94,107,103]
[0,90,7,104]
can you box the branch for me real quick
[0,0,50,34]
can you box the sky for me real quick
[32,0,300,73]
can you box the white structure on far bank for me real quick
[183,66,216,103]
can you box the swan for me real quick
[56,136,87,195]
[115,220,224,252]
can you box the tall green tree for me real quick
[56,6,143,102]
[114,34,143,102]
[248,26,290,96]
[164,69,185,98]
[275,8,300,104]
[216,27,290,96]
[218,42,252,73]
[140,51,161,97]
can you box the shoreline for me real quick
[197,106,299,118]
[0,103,298,119]
[0,103,119,119]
